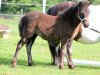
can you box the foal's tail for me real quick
[47,7,52,15]
[47,7,57,16]
[18,16,28,37]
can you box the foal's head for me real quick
[77,1,92,28]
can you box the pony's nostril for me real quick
[85,24,89,28]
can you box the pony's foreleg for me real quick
[26,34,37,66]
[67,39,75,69]
[66,23,81,69]
[58,40,66,69]
[11,37,27,67]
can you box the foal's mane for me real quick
[59,1,91,19]
[59,2,79,19]
[59,2,79,23]
[59,1,91,28]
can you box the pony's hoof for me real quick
[28,64,32,66]
[68,64,76,69]
[11,59,17,68]
[50,62,59,66]
[28,63,34,66]
[59,65,64,70]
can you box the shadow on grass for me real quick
[0,57,100,69]
[76,65,100,70]
[0,57,51,67]
[0,57,27,66]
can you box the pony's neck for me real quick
[69,12,80,28]
[60,5,80,28]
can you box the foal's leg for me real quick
[11,37,27,67]
[67,39,75,69]
[26,34,37,66]
[58,40,66,69]
[48,41,60,66]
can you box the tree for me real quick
[1,0,100,14]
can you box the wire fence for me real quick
[1,2,53,7]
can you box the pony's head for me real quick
[77,1,92,28]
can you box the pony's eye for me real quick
[79,13,84,19]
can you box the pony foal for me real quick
[11,1,91,69]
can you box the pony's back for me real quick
[47,2,77,16]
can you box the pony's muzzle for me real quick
[84,23,89,28]
[82,18,89,28]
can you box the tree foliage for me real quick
[1,0,100,14]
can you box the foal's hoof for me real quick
[28,63,34,66]
[50,62,59,66]
[68,64,76,69]
[28,63,32,66]
[59,65,64,70]
[11,59,17,68]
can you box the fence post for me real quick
[42,0,46,13]
[0,0,2,10]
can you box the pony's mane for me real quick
[59,2,79,19]
[59,1,91,19]
[55,1,76,10]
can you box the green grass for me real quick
[0,17,100,75]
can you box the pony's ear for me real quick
[78,1,82,8]
[77,1,83,11]
[88,1,92,5]
[73,2,82,12]
[78,1,92,8]
[88,0,92,4]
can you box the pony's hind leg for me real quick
[11,37,27,67]
[48,41,60,66]
[26,34,37,66]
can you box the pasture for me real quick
[0,17,100,75]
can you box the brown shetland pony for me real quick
[47,1,79,66]
[47,1,92,66]
[11,1,91,69]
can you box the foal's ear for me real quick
[88,0,92,5]
[78,1,82,7]
[78,1,92,8]
[88,1,92,5]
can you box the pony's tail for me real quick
[18,16,28,37]
[47,7,52,15]
[47,7,57,16]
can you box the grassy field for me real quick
[0,17,100,75]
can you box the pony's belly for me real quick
[38,32,60,41]
[77,28,100,44]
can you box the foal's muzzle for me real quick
[81,18,89,28]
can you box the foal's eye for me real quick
[79,13,84,19]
